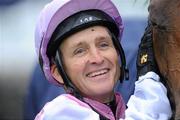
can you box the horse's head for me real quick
[148,0,180,119]
[149,0,180,31]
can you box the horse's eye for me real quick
[151,21,167,31]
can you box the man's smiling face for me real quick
[60,25,120,103]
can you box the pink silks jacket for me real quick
[35,92,125,120]
[35,72,172,120]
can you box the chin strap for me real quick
[55,50,83,100]
[111,33,129,82]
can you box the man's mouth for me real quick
[86,68,110,78]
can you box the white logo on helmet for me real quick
[80,16,93,23]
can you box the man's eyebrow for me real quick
[71,41,85,49]
[95,35,111,41]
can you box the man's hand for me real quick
[136,23,159,77]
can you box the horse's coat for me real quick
[148,0,180,119]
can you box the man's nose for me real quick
[88,49,104,64]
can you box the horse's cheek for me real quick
[153,29,168,76]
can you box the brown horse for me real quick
[148,0,180,119]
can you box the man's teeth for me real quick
[87,69,108,77]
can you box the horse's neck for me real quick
[153,29,180,119]
[165,31,180,91]
[166,32,180,119]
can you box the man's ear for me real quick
[51,64,64,84]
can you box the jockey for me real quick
[34,0,172,119]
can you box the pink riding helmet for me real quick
[35,0,124,85]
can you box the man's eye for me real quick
[99,42,109,48]
[74,48,86,55]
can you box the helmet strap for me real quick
[54,50,83,100]
[111,33,129,82]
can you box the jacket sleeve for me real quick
[122,72,172,120]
